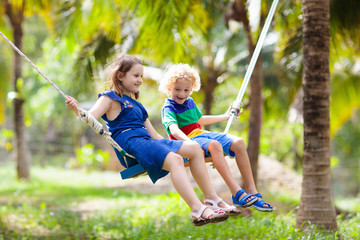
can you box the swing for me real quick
[122,0,279,179]
[0,0,278,180]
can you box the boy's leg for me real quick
[229,137,257,193]
[208,140,241,196]
[230,137,271,208]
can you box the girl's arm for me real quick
[144,119,164,140]
[65,95,112,120]
[168,123,191,141]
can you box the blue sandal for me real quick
[251,193,274,212]
[232,189,258,207]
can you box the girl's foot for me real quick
[204,198,241,216]
[191,205,228,226]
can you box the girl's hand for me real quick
[65,96,79,112]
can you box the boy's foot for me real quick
[250,193,275,212]
[232,189,258,207]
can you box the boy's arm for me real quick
[198,105,243,126]
[168,123,191,141]
[198,114,228,126]
[144,119,164,140]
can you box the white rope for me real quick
[0,30,131,166]
[0,31,68,99]
[224,0,279,133]
[78,110,106,135]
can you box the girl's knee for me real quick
[187,141,203,154]
[164,152,184,170]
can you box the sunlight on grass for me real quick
[0,163,359,239]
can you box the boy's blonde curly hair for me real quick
[159,63,201,95]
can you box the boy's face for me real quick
[169,78,193,104]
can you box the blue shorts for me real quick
[191,132,236,158]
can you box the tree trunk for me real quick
[247,55,263,184]
[226,0,265,184]
[296,0,337,230]
[5,0,31,180]
[202,70,219,130]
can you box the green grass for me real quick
[0,163,359,240]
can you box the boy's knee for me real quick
[232,137,246,151]
[208,140,223,153]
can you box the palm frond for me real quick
[330,70,360,137]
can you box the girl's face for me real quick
[120,63,143,95]
[169,77,193,104]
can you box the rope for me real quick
[0,31,130,167]
[224,0,279,133]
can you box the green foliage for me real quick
[331,110,360,197]
[0,164,358,239]
[261,120,303,170]
[330,0,360,48]
[0,40,11,125]
[67,143,110,171]
[129,0,211,63]
[0,128,13,152]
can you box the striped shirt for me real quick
[161,97,203,140]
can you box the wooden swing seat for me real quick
[120,155,213,179]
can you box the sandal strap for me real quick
[234,189,246,202]
[203,198,222,207]
[191,205,208,219]
[253,193,262,198]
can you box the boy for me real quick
[159,63,273,212]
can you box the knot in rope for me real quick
[78,110,110,137]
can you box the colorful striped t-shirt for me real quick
[161,97,203,140]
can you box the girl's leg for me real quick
[162,151,213,217]
[176,141,219,201]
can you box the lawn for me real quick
[0,163,359,240]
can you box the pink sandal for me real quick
[204,198,242,216]
[191,206,228,226]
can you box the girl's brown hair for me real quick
[105,54,142,99]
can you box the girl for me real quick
[159,63,274,212]
[65,54,229,226]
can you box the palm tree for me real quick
[276,0,360,138]
[1,0,57,180]
[296,0,337,230]
[1,0,30,179]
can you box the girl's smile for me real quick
[120,63,143,95]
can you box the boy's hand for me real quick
[225,104,243,119]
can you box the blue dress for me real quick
[99,91,183,183]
